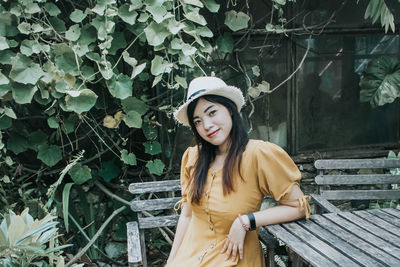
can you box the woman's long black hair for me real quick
[187,95,249,204]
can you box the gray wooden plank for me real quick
[131,197,181,211]
[353,210,400,239]
[297,220,385,267]
[338,212,400,246]
[138,215,179,229]
[382,208,400,219]
[321,190,400,200]
[266,224,337,266]
[368,209,400,227]
[129,180,181,194]
[324,213,400,261]
[258,226,279,248]
[315,159,400,169]
[127,221,142,264]
[315,174,400,185]
[311,214,400,266]
[282,222,359,266]
[310,194,341,213]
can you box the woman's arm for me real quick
[166,202,192,265]
[221,184,306,261]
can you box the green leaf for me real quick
[0,37,9,50]
[47,117,59,129]
[182,43,197,56]
[195,26,213,37]
[142,121,158,140]
[0,115,12,130]
[123,110,142,128]
[79,25,97,46]
[121,97,148,115]
[49,17,66,32]
[144,141,162,155]
[0,50,17,64]
[65,89,98,114]
[37,144,62,167]
[132,62,146,79]
[11,83,38,104]
[7,133,28,155]
[65,25,81,42]
[98,161,120,182]
[28,130,47,151]
[224,10,250,31]
[109,31,127,55]
[146,159,164,175]
[151,55,172,76]
[359,56,400,107]
[69,163,92,185]
[70,9,87,23]
[62,183,74,232]
[144,21,170,46]
[175,75,188,89]
[146,4,167,23]
[54,44,80,74]
[184,7,207,25]
[118,4,138,25]
[44,3,61,16]
[24,2,40,14]
[106,74,132,99]
[182,0,204,7]
[9,54,45,84]
[216,32,234,53]
[167,19,186,34]
[201,0,220,12]
[121,149,137,166]
[0,71,9,85]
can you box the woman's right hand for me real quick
[220,217,248,261]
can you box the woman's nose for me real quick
[203,118,212,130]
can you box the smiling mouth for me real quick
[208,129,219,138]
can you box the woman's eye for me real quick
[209,110,217,116]
[193,120,201,125]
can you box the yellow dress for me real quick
[168,139,304,267]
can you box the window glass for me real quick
[296,35,400,152]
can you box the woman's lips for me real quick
[208,129,219,138]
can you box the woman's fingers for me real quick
[231,243,238,261]
[238,243,244,259]
[221,238,229,253]
[225,242,233,260]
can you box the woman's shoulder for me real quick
[246,139,285,154]
[181,145,199,167]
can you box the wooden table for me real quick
[264,208,400,266]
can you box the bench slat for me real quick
[131,197,181,212]
[310,193,341,213]
[320,190,400,200]
[315,174,400,185]
[315,159,400,170]
[138,215,179,229]
[296,219,384,266]
[267,224,335,266]
[129,180,181,194]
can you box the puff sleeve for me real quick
[179,146,197,203]
[256,141,301,201]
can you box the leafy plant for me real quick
[363,0,395,33]
[359,56,400,107]
[0,208,71,266]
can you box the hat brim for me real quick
[173,86,245,126]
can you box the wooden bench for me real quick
[127,179,279,267]
[310,158,400,213]
[261,157,400,267]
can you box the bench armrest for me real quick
[310,194,341,213]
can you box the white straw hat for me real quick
[173,76,245,126]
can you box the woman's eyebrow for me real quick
[203,105,215,114]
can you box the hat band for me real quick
[187,89,206,101]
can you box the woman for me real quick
[166,76,310,266]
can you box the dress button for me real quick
[205,191,208,196]
[199,255,202,261]
[205,209,209,214]
[210,243,215,249]
[210,225,214,231]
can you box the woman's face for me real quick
[192,98,232,150]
